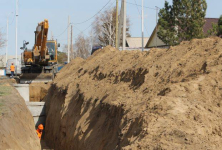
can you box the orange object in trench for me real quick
[36,124,44,140]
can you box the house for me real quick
[146,18,219,48]
[145,25,168,49]
[203,18,219,35]
[126,37,149,49]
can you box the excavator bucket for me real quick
[20,73,53,84]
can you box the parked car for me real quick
[91,46,103,55]
[6,59,22,76]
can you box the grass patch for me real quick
[0,84,11,118]
[0,102,4,118]
[0,84,11,96]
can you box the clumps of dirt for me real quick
[0,80,41,150]
[29,83,50,102]
[45,38,222,150]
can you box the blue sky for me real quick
[0,0,221,55]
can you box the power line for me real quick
[73,0,116,36]
[124,1,157,10]
[54,24,70,37]
[72,0,113,25]
[9,14,16,25]
[55,0,114,37]
[57,0,157,43]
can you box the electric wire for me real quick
[72,0,113,25]
[125,0,156,10]
[54,24,70,37]
[55,0,114,37]
[56,0,158,43]
[9,14,16,25]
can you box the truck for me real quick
[20,19,60,83]
[6,59,22,76]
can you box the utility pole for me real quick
[51,31,54,40]
[6,12,13,67]
[155,6,159,48]
[122,0,126,51]
[71,25,73,60]
[141,0,144,51]
[67,16,70,63]
[15,0,18,74]
[115,0,119,49]
[6,17,8,67]
[118,0,123,49]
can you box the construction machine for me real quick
[20,19,60,83]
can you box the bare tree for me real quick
[0,29,5,49]
[0,55,4,68]
[74,33,91,59]
[62,44,75,60]
[62,34,90,61]
[92,7,131,47]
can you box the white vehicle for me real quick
[6,59,22,76]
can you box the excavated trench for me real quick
[13,81,139,150]
[13,82,51,150]
[14,83,49,128]
[44,85,144,150]
[9,38,222,150]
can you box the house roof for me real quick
[126,37,149,48]
[203,18,219,34]
[146,18,219,48]
[145,25,168,48]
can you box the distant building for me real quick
[126,37,149,49]
[146,18,219,49]
[0,55,21,68]
[145,25,168,49]
[203,18,219,35]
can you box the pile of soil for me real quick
[29,83,50,102]
[0,79,41,150]
[45,37,222,150]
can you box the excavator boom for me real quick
[34,19,49,64]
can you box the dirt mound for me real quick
[0,79,41,150]
[30,83,50,102]
[45,39,222,150]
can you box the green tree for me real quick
[158,0,207,46]
[57,51,67,64]
[218,15,222,37]
[158,1,178,46]
[207,23,218,36]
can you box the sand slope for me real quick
[0,79,41,150]
[45,37,222,150]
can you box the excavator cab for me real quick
[47,40,58,63]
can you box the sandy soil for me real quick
[30,83,50,102]
[45,37,222,150]
[0,78,41,150]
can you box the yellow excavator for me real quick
[20,19,60,83]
